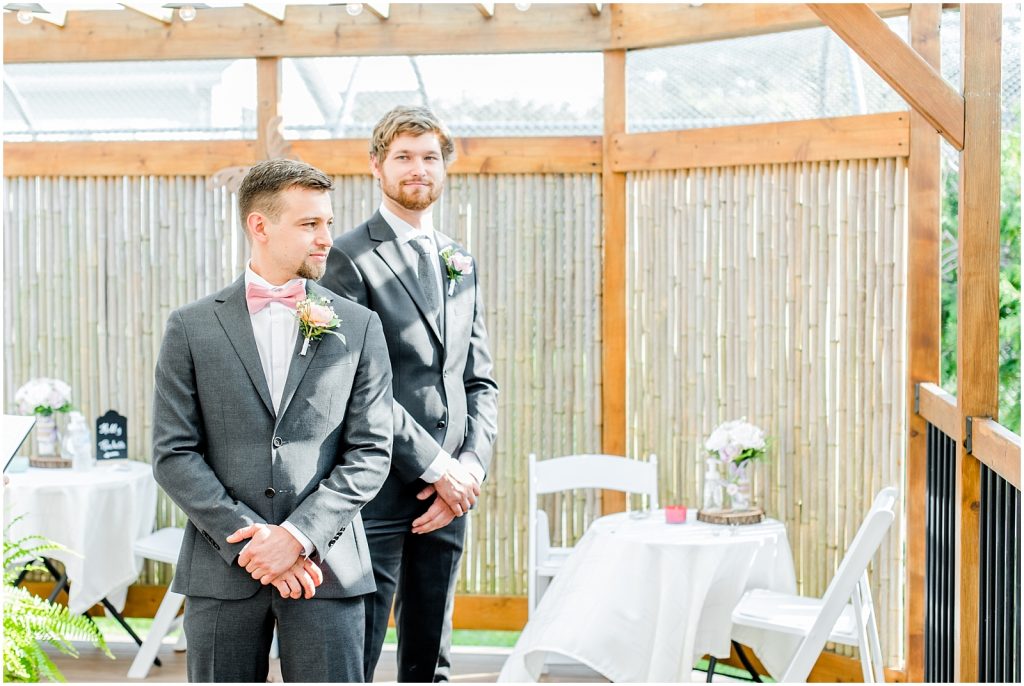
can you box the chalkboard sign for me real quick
[96,410,128,460]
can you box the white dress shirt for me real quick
[377,205,485,485]
[244,264,315,557]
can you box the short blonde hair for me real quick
[369,105,456,167]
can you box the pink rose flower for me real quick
[307,303,334,327]
[450,253,474,274]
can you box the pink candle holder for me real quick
[664,505,687,524]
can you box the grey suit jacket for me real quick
[152,277,393,600]
[321,211,499,520]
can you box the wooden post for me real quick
[905,4,941,681]
[955,4,1002,682]
[256,56,281,159]
[601,47,627,514]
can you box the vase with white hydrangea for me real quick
[14,378,73,457]
[703,418,768,511]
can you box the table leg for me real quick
[39,558,69,603]
[36,557,161,668]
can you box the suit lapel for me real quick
[213,277,275,417]
[275,282,329,426]
[368,213,443,345]
[436,232,461,353]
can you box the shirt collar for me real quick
[245,262,306,291]
[379,203,436,246]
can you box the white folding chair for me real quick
[527,453,658,617]
[728,486,898,683]
[128,527,185,679]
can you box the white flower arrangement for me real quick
[704,418,768,467]
[15,378,73,417]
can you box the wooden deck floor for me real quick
[46,638,611,683]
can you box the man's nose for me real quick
[315,224,333,245]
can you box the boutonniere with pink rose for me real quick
[439,246,474,296]
[295,294,346,356]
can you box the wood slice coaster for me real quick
[29,455,72,469]
[697,508,765,525]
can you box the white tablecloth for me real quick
[4,461,158,614]
[498,511,801,682]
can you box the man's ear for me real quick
[246,211,269,243]
[369,154,381,181]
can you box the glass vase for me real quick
[35,414,59,456]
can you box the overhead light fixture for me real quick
[346,3,363,16]
[514,2,530,10]
[4,3,45,24]
[162,2,210,22]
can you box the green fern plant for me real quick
[3,519,113,682]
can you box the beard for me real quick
[297,257,326,280]
[382,176,443,211]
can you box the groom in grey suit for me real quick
[153,159,393,682]
[321,106,499,682]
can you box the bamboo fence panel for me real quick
[626,159,907,665]
[2,172,603,597]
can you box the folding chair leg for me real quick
[732,642,764,682]
[706,656,718,682]
[127,585,185,679]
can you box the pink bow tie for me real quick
[246,281,305,314]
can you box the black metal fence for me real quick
[978,462,1022,683]
[925,421,956,683]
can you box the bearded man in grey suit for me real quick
[321,106,499,682]
[152,159,393,682]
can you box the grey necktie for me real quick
[410,236,441,321]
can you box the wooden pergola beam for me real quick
[611,2,910,49]
[3,3,916,62]
[808,3,965,150]
[904,5,942,681]
[954,4,1002,681]
[1,4,610,62]
[2,137,602,177]
[601,48,627,515]
[610,111,908,171]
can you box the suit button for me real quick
[265,487,276,498]
[273,436,283,448]
[437,420,447,429]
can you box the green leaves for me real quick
[4,521,112,682]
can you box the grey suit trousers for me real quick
[184,588,365,683]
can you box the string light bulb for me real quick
[514,2,530,10]
[178,4,197,21]
[15,8,32,23]
[346,3,363,16]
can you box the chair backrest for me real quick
[527,453,659,615]
[529,453,659,503]
[782,486,898,682]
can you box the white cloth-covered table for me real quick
[498,511,801,682]
[4,461,158,614]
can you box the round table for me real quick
[498,510,800,682]
[4,461,158,614]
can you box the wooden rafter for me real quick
[474,3,493,18]
[365,2,389,20]
[808,3,965,150]
[589,3,602,16]
[118,3,173,24]
[244,2,286,22]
